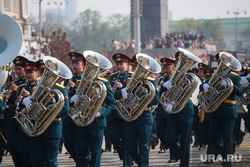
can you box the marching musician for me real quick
[17,60,38,166]
[161,52,195,167]
[35,59,46,78]
[200,53,243,166]
[0,88,5,164]
[27,60,70,167]
[116,56,159,167]
[7,56,28,167]
[155,57,177,163]
[196,63,210,150]
[69,68,115,167]
[64,52,85,164]
[107,53,134,167]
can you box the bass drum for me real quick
[191,74,202,106]
[236,99,248,113]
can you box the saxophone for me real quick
[116,53,161,122]
[160,48,202,114]
[197,52,242,113]
[15,56,73,137]
[69,50,112,127]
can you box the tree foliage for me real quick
[66,9,131,52]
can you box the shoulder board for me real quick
[98,77,108,82]
[10,81,14,84]
[110,72,118,76]
[128,72,134,74]
[146,76,155,81]
[247,67,250,70]
[55,83,65,88]
[230,72,239,76]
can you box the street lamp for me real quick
[227,9,247,52]
[47,1,66,28]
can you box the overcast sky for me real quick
[77,0,250,20]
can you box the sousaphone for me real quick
[0,13,23,88]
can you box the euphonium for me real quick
[236,73,250,105]
[160,48,202,114]
[116,53,161,122]
[69,50,112,127]
[16,56,72,137]
[197,52,241,113]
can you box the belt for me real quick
[223,99,236,104]
[54,118,61,121]
[145,106,151,110]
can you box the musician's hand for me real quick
[203,83,210,92]
[68,81,75,88]
[10,84,18,91]
[121,87,128,99]
[114,81,123,89]
[22,96,32,109]
[165,101,175,112]
[220,80,227,87]
[21,89,30,97]
[95,112,102,118]
[241,76,249,87]
[15,97,21,104]
[70,95,79,103]
[162,81,172,90]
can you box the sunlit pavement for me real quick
[1,134,250,167]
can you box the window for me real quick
[4,0,11,11]
[13,0,18,12]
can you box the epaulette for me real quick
[98,77,108,82]
[247,67,250,70]
[10,81,14,84]
[55,83,65,88]
[110,72,118,76]
[146,76,155,81]
[231,71,239,76]
[128,71,134,74]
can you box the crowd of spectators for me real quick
[141,32,211,50]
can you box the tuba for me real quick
[236,73,250,105]
[197,52,241,113]
[16,56,73,137]
[69,50,112,127]
[160,48,202,114]
[116,53,161,122]
[0,13,23,88]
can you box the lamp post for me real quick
[47,1,65,28]
[227,9,247,52]
[39,0,42,37]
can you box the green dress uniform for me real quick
[7,76,27,167]
[17,80,38,167]
[70,77,115,167]
[64,71,83,164]
[201,71,243,167]
[155,75,176,161]
[115,77,159,167]
[161,85,194,166]
[107,70,133,167]
[29,83,69,167]
[0,88,4,163]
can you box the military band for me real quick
[0,46,249,167]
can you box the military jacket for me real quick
[156,75,171,119]
[200,71,243,118]
[159,75,194,117]
[70,77,115,129]
[37,83,69,139]
[115,76,159,125]
[108,70,133,118]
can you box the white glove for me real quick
[162,81,172,90]
[121,87,128,99]
[22,96,32,109]
[203,83,210,92]
[70,95,79,103]
[95,112,102,117]
[165,101,175,113]
[221,80,227,87]
[241,76,249,87]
